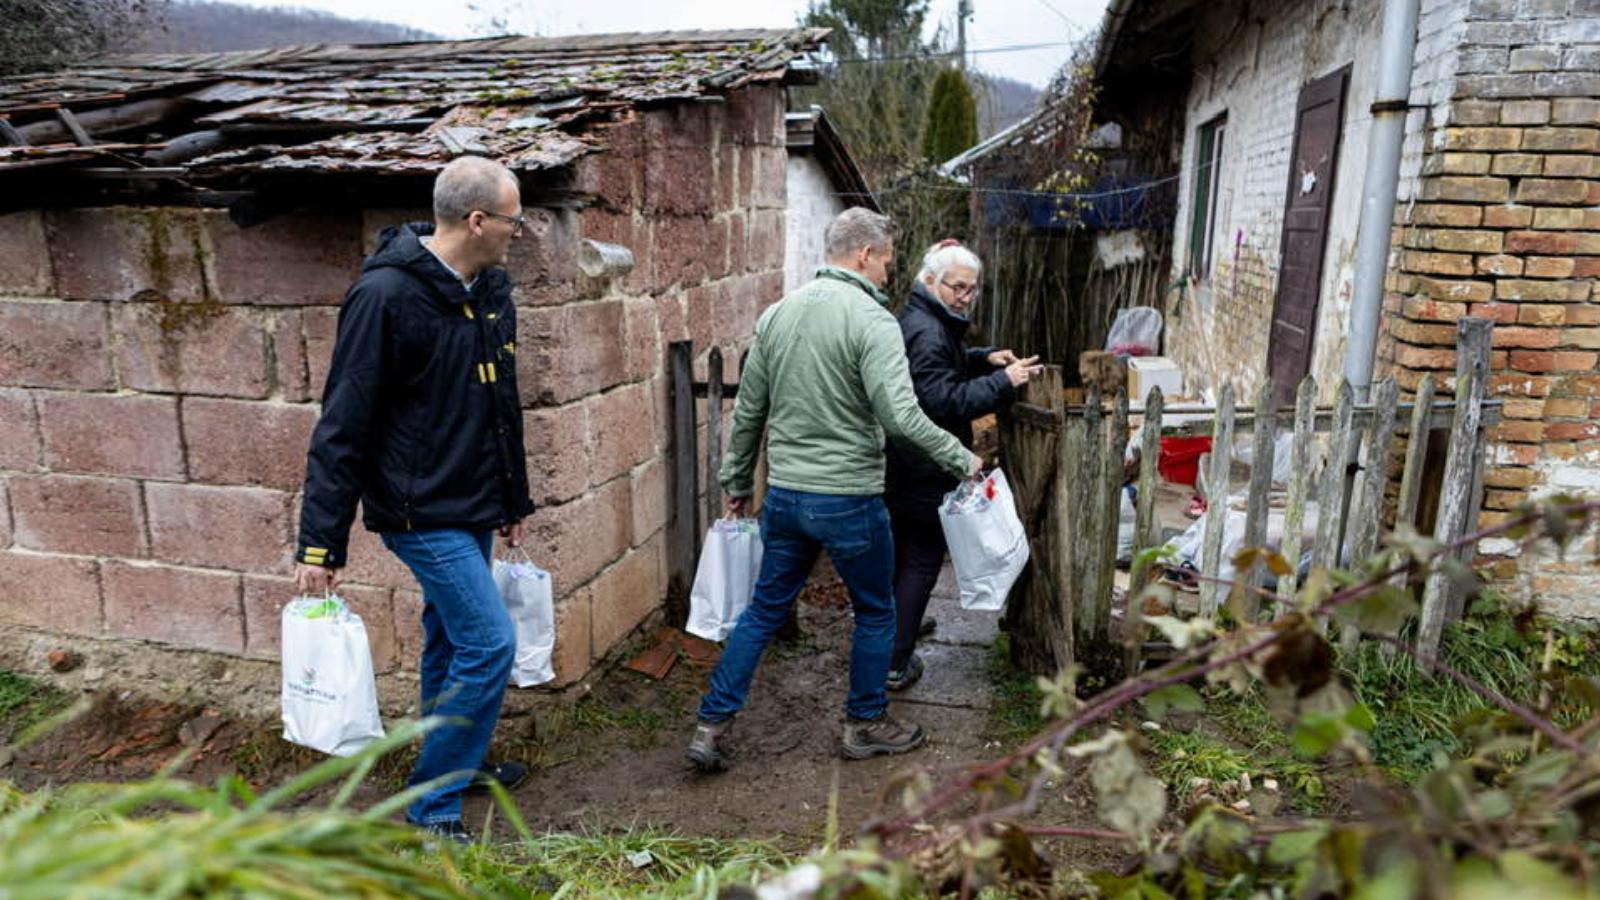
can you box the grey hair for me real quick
[917,242,982,284]
[823,207,895,260]
[433,156,518,224]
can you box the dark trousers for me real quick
[889,505,948,671]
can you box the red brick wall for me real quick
[0,84,791,687]
[1382,2,1600,616]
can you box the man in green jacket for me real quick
[687,207,981,772]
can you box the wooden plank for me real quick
[1395,374,1437,531]
[0,119,26,147]
[1278,377,1318,601]
[1095,389,1130,651]
[1342,377,1400,651]
[1198,383,1236,618]
[54,108,94,147]
[1045,366,1074,669]
[1125,386,1163,675]
[1311,381,1355,578]
[705,347,724,528]
[1240,381,1278,624]
[1447,318,1495,622]
[1350,377,1401,565]
[1418,363,1487,656]
[666,340,698,626]
[1062,411,1088,667]
[1078,386,1106,642]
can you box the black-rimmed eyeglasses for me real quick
[940,278,979,299]
[465,210,529,233]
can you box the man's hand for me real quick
[295,562,342,596]
[1005,356,1044,387]
[965,452,984,478]
[498,518,526,547]
[726,495,751,518]
[987,349,1021,367]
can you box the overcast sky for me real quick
[226,0,1109,87]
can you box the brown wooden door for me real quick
[1267,67,1350,407]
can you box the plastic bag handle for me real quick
[502,543,535,566]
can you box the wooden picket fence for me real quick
[999,318,1502,680]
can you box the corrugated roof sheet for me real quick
[0,28,826,177]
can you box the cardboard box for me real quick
[1127,356,1182,401]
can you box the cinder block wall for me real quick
[0,84,789,695]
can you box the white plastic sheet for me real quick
[494,550,556,687]
[686,518,764,642]
[281,594,385,756]
[939,470,1030,612]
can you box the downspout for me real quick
[1344,0,1423,402]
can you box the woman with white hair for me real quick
[883,239,1042,690]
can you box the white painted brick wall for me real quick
[784,155,848,294]
[1166,0,1468,401]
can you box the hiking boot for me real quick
[413,818,472,845]
[468,760,529,795]
[686,718,732,773]
[886,653,924,692]
[841,713,926,760]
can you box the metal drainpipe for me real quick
[1344,0,1423,403]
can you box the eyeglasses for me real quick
[940,278,980,299]
[465,209,529,234]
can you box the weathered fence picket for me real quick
[1240,382,1278,623]
[1197,384,1235,618]
[1396,374,1437,530]
[1278,377,1318,602]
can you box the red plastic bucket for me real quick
[1158,436,1212,486]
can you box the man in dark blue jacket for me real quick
[884,240,1040,690]
[293,155,535,840]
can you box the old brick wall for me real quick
[1383,0,1600,617]
[1165,0,1467,400]
[0,84,790,694]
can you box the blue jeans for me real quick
[381,528,514,825]
[699,488,897,723]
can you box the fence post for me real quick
[1278,377,1318,601]
[1075,387,1106,652]
[1198,383,1235,618]
[1125,386,1163,674]
[1418,318,1492,656]
[1448,319,1494,622]
[666,340,698,626]
[705,347,724,529]
[1241,381,1278,623]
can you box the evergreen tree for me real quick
[921,66,979,163]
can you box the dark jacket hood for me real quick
[363,222,508,304]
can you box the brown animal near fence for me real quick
[999,318,1500,685]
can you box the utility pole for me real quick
[956,0,972,71]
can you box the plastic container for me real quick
[1158,436,1213,486]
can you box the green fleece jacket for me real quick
[719,266,973,497]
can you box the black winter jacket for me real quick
[295,223,535,568]
[884,283,1015,517]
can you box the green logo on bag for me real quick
[288,666,336,703]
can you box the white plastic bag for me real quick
[939,469,1031,612]
[494,550,556,687]
[281,594,385,756]
[686,518,763,642]
[1105,306,1163,357]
